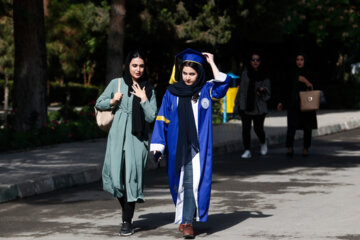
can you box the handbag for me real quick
[299,87,321,112]
[94,78,121,132]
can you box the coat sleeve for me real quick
[95,79,116,110]
[140,89,157,123]
[210,72,232,100]
[150,91,170,154]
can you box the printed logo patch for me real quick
[201,98,210,109]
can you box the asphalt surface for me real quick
[1,128,360,240]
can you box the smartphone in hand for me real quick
[154,151,162,162]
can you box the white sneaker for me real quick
[241,150,252,158]
[260,141,268,156]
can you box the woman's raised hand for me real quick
[130,82,147,103]
[202,52,214,64]
[203,52,220,79]
[110,92,123,106]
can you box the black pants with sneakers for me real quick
[117,156,135,223]
[240,113,266,150]
[117,196,135,223]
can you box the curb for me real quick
[0,167,102,203]
[213,119,360,156]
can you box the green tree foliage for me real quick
[282,0,360,49]
[46,0,110,85]
[0,15,14,80]
[0,0,11,17]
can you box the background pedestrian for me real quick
[234,52,271,158]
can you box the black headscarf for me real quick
[123,50,153,141]
[245,54,266,111]
[168,62,207,174]
[289,53,311,109]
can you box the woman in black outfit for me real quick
[234,53,271,158]
[277,53,317,157]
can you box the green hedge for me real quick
[0,104,107,152]
[0,80,102,106]
[49,82,102,106]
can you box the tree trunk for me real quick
[43,0,49,17]
[3,74,9,128]
[13,0,48,131]
[105,0,126,84]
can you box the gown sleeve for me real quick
[150,91,170,154]
[210,72,232,100]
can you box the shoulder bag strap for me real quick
[118,78,121,93]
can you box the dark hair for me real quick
[180,61,200,74]
[123,49,148,96]
[125,49,146,66]
[250,52,261,59]
[123,49,147,80]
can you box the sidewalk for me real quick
[1,110,360,203]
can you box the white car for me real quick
[350,62,360,75]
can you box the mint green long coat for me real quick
[95,78,157,202]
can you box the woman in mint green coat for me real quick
[95,50,157,236]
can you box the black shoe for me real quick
[120,222,134,236]
[286,150,294,158]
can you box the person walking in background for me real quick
[150,49,232,239]
[234,52,271,158]
[277,53,318,157]
[95,50,157,236]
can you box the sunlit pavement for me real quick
[1,128,360,239]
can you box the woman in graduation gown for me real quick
[96,50,157,236]
[150,49,232,238]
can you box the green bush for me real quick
[212,100,223,124]
[49,82,101,106]
[0,102,106,152]
[0,80,102,106]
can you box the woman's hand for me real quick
[110,92,123,106]
[152,151,162,162]
[130,82,147,103]
[277,103,283,111]
[203,52,220,79]
[203,52,214,64]
[298,76,313,88]
[257,87,265,96]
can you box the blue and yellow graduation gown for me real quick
[150,72,231,223]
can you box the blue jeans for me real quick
[182,160,196,224]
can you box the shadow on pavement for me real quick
[134,210,272,237]
[196,211,272,236]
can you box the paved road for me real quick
[1,128,360,240]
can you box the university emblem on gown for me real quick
[201,98,210,109]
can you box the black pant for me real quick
[117,196,135,223]
[117,156,135,223]
[240,113,266,150]
[286,127,312,149]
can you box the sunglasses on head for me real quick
[251,58,261,62]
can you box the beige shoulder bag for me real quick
[299,87,321,112]
[94,78,121,132]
